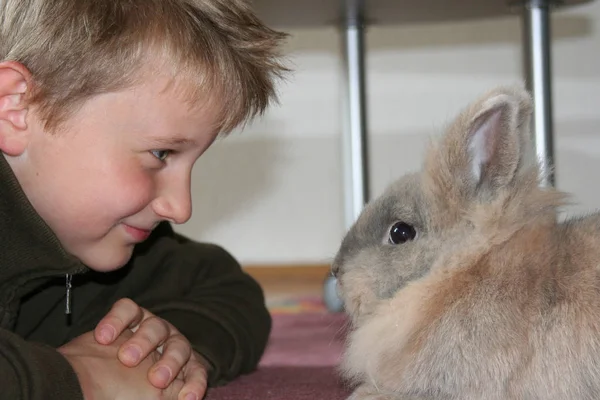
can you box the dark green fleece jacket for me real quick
[0,154,271,399]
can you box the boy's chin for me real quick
[75,246,134,272]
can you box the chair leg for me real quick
[521,0,557,188]
[324,0,370,313]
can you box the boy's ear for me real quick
[427,86,533,200]
[0,61,32,156]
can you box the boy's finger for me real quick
[178,357,208,400]
[117,315,170,367]
[148,333,192,388]
[94,298,144,344]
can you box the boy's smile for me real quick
[1,64,220,272]
[122,225,153,243]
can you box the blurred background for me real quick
[174,1,600,277]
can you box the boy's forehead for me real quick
[46,69,222,145]
[129,63,226,125]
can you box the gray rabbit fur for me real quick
[331,85,600,400]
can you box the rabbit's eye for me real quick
[388,222,416,244]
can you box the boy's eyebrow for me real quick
[147,136,198,147]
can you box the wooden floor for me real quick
[243,264,331,301]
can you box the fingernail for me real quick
[98,326,115,342]
[154,366,172,384]
[123,346,141,363]
[185,394,197,400]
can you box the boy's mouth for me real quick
[123,224,152,242]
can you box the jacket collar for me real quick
[0,154,85,298]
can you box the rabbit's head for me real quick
[332,85,566,323]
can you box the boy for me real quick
[0,0,288,399]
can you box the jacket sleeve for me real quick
[63,222,272,387]
[0,328,83,399]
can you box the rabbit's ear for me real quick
[466,90,531,189]
[427,86,534,201]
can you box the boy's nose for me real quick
[152,182,192,224]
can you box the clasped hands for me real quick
[58,298,208,400]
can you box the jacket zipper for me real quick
[65,273,73,315]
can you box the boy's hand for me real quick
[59,329,184,400]
[94,298,208,400]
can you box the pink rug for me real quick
[205,311,352,400]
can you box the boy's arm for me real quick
[0,328,83,399]
[68,222,272,386]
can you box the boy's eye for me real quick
[150,150,170,161]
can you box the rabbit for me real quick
[331,85,600,400]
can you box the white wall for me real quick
[175,2,600,265]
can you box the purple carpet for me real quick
[205,312,353,400]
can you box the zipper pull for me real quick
[65,273,73,315]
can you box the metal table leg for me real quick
[323,0,370,313]
[341,0,370,224]
[521,0,557,187]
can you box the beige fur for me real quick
[332,85,600,400]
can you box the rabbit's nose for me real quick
[331,263,340,277]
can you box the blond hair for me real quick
[0,0,289,133]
